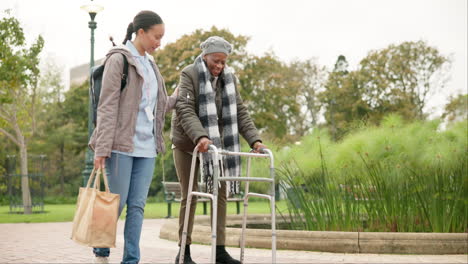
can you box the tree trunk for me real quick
[59,141,65,194]
[19,138,32,214]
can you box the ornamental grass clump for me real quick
[278,117,467,232]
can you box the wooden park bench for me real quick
[162,181,243,218]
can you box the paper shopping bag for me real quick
[71,168,120,248]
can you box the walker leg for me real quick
[179,151,200,264]
[240,195,249,263]
[270,166,276,263]
[179,193,193,264]
[240,157,252,263]
[211,194,218,263]
[209,146,220,264]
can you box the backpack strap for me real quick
[120,54,129,91]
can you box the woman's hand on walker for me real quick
[253,141,267,153]
[196,137,212,153]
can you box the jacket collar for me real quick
[105,45,146,79]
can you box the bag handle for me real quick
[86,168,111,193]
[101,168,111,193]
[92,169,102,190]
[94,169,101,190]
[85,168,98,188]
[94,168,111,193]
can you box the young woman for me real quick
[88,10,177,264]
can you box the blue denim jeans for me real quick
[93,153,155,264]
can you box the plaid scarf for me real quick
[195,55,241,194]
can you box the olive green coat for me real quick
[171,64,261,152]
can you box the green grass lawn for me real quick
[0,200,287,223]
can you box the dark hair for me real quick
[122,10,163,44]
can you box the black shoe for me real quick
[216,245,241,264]
[175,245,197,264]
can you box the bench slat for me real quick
[162,181,243,218]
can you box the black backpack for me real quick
[90,54,129,126]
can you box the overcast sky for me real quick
[1,0,467,114]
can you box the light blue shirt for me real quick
[113,41,158,157]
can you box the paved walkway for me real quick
[0,219,465,263]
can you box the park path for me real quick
[0,219,465,263]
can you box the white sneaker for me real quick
[93,256,109,264]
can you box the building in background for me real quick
[69,58,104,87]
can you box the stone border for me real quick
[159,214,467,254]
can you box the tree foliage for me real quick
[442,94,467,123]
[0,10,44,213]
[240,53,302,139]
[358,40,450,120]
[320,41,451,140]
[292,59,327,132]
[30,61,88,195]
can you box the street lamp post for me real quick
[81,1,103,186]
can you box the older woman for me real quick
[170,36,266,264]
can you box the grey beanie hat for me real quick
[200,36,233,56]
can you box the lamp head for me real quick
[80,0,103,20]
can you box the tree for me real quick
[320,41,451,140]
[442,94,467,123]
[292,59,327,135]
[334,55,349,74]
[320,55,370,140]
[27,72,89,197]
[32,60,68,194]
[358,40,450,120]
[239,53,313,139]
[0,11,44,214]
[44,80,89,195]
